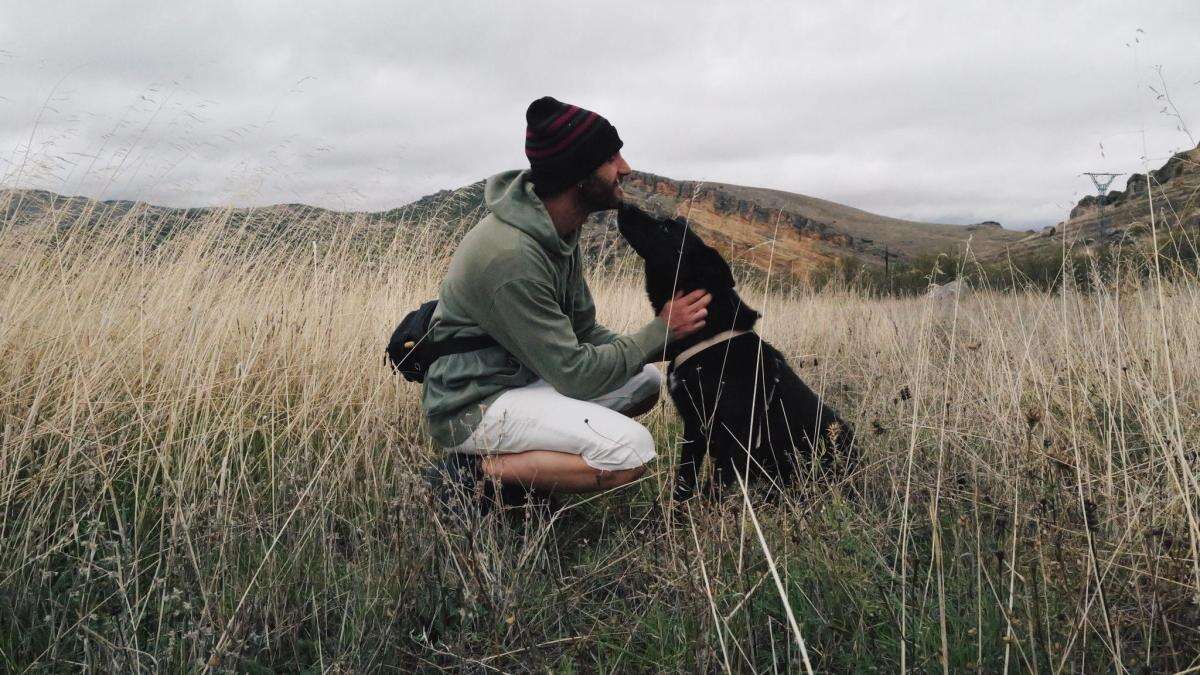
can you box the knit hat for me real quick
[525,96,623,196]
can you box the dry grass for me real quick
[1,191,1198,672]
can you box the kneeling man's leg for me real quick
[451,379,657,494]
[482,451,646,493]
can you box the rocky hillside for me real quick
[398,149,1200,277]
[370,172,1041,278]
[377,171,1048,278]
[998,142,1200,259]
[1061,143,1200,244]
[619,172,1028,277]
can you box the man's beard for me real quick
[578,171,622,211]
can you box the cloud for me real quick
[1,0,1197,228]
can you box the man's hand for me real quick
[658,289,711,341]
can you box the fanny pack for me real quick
[385,299,498,383]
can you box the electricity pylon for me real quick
[1081,172,1123,238]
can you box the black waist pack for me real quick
[386,299,498,383]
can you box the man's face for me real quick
[579,151,632,211]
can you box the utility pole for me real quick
[1081,172,1123,239]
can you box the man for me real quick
[421,96,710,504]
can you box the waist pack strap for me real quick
[426,334,499,360]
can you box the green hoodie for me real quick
[421,169,669,448]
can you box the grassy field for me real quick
[1,194,1198,672]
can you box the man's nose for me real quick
[616,154,632,176]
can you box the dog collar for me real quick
[672,329,753,367]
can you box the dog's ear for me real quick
[679,226,736,291]
[733,295,761,328]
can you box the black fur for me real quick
[617,204,858,501]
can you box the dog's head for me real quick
[618,204,759,330]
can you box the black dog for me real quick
[617,204,857,501]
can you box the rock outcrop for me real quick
[620,172,858,277]
[1062,143,1200,241]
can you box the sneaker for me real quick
[423,453,491,518]
[422,454,562,519]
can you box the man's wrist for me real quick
[629,317,670,362]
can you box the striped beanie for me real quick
[525,96,623,196]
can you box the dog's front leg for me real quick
[673,417,707,503]
[707,434,741,499]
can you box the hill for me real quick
[0,188,357,243]
[365,171,1042,278]
[374,171,1049,278]
[377,171,1038,277]
[620,172,1030,277]
[8,144,1196,282]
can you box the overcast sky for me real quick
[2,1,1197,228]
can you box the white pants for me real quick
[447,364,663,472]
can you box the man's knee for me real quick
[635,364,663,395]
[623,365,663,418]
[594,464,647,490]
[583,421,656,476]
[622,389,660,418]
